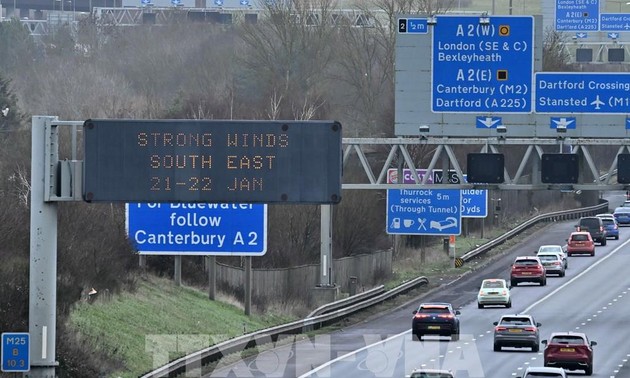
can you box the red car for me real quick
[543,332,596,376]
[510,256,546,286]
[566,231,595,256]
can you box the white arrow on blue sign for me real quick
[550,117,576,130]
[575,32,588,38]
[387,189,461,235]
[126,203,267,255]
[476,116,502,129]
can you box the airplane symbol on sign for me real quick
[476,116,502,128]
[590,95,605,110]
[551,117,575,130]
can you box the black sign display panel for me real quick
[83,120,342,204]
[467,153,505,184]
[541,153,579,184]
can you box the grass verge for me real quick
[67,276,295,378]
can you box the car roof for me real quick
[538,244,562,248]
[548,331,587,338]
[524,366,566,374]
[481,278,506,283]
[614,207,630,213]
[419,302,452,308]
[500,313,534,320]
[537,252,561,258]
[514,256,541,261]
[596,213,614,217]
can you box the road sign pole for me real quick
[208,256,216,301]
[244,257,252,316]
[29,116,59,376]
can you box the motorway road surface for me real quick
[204,193,630,377]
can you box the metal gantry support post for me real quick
[320,204,333,286]
[27,116,59,378]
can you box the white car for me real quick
[477,278,511,308]
[517,366,567,378]
[536,245,568,269]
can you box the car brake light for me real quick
[438,314,454,319]
[553,261,561,266]
[501,290,508,295]
[414,314,430,319]
[495,326,507,331]
[524,326,536,332]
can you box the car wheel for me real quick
[493,343,501,352]
[478,302,483,309]
[585,365,593,376]
[506,300,511,308]
[540,278,546,286]
[591,250,595,256]
[532,343,539,352]
[560,271,565,277]
[567,253,572,257]
[511,279,518,287]
[601,238,607,246]
[451,333,459,341]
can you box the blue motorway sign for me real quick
[555,0,599,31]
[536,72,630,114]
[432,16,534,113]
[387,168,487,218]
[1,333,29,372]
[600,14,630,32]
[126,203,267,255]
[398,18,428,34]
[387,189,461,235]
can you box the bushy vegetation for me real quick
[0,0,578,375]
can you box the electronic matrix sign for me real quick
[83,120,342,204]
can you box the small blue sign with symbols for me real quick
[550,117,576,130]
[2,333,29,372]
[476,116,503,129]
[575,32,588,38]
[126,203,267,255]
[387,189,461,235]
[431,16,534,113]
[536,72,630,114]
[600,14,630,32]
[555,0,599,31]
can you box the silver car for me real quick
[537,245,567,269]
[537,252,566,277]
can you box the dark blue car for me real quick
[597,215,619,240]
[613,207,630,225]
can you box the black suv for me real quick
[412,302,460,341]
[576,217,607,246]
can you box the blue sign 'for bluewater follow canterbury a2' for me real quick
[126,203,267,255]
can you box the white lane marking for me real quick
[523,237,630,313]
